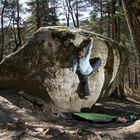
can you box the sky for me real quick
[20,0,91,25]
[0,0,91,27]
[20,0,31,20]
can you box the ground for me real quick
[0,89,140,140]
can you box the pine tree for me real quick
[27,0,59,29]
[84,0,129,43]
[0,0,23,59]
[122,0,140,60]
[59,0,90,28]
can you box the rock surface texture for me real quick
[0,26,129,111]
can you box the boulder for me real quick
[0,26,129,111]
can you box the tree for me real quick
[62,0,78,27]
[0,0,23,59]
[59,0,90,28]
[59,0,70,26]
[0,0,7,60]
[121,0,140,92]
[27,0,59,29]
[107,1,111,37]
[13,0,22,51]
[85,0,129,43]
[122,0,140,60]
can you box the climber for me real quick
[72,37,101,99]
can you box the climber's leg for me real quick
[76,71,90,97]
[90,57,102,74]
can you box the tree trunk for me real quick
[12,16,19,50]
[111,0,116,40]
[100,0,103,35]
[128,67,132,88]
[107,2,111,38]
[14,0,21,52]
[134,57,139,89]
[65,6,70,27]
[0,1,6,61]
[117,16,121,42]
[67,0,76,27]
[36,0,41,29]
[66,13,70,27]
[75,0,79,28]
[122,0,140,59]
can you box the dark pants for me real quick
[76,57,101,96]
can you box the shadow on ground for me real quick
[0,88,140,139]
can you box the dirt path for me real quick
[0,89,140,140]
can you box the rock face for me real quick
[0,26,129,111]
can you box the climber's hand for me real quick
[90,37,93,42]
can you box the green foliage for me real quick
[81,0,131,47]
[0,0,133,58]
[0,0,23,22]
[26,0,59,28]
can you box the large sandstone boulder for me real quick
[0,26,129,111]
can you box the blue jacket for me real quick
[72,41,93,75]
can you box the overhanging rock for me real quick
[0,26,129,111]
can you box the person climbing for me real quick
[72,37,101,99]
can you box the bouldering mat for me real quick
[73,112,119,123]
[60,112,137,123]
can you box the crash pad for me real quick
[73,112,119,123]
[60,112,137,123]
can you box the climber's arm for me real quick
[85,39,93,60]
[72,59,77,73]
